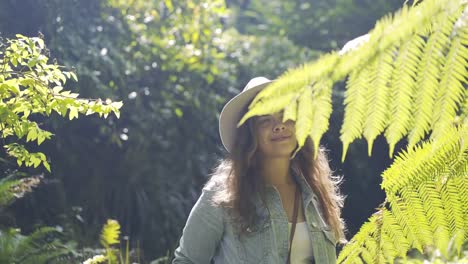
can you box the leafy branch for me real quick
[0,34,123,172]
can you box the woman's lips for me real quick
[271,135,291,142]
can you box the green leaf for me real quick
[100,219,121,247]
[175,108,183,117]
[239,92,296,126]
[295,87,313,149]
[26,127,37,142]
[69,107,78,120]
[43,160,51,172]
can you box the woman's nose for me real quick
[273,120,286,132]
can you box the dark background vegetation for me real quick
[0,0,407,261]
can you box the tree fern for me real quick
[242,0,467,160]
[239,1,468,262]
[337,124,467,263]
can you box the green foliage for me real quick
[0,173,41,208]
[241,0,467,162]
[0,34,122,171]
[0,0,424,261]
[84,219,135,264]
[337,124,467,263]
[100,219,120,264]
[237,0,468,263]
[0,227,72,264]
[11,0,316,259]
[399,245,468,263]
[229,0,404,51]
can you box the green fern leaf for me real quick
[337,216,378,263]
[408,12,454,148]
[363,47,395,156]
[418,182,451,256]
[382,124,467,193]
[381,210,410,256]
[251,54,339,106]
[385,35,425,157]
[340,68,372,162]
[238,92,296,126]
[100,219,120,248]
[338,123,467,263]
[431,9,468,141]
[295,87,313,151]
[308,80,333,157]
[282,96,298,122]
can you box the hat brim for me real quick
[219,81,272,152]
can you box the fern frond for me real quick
[385,35,425,157]
[242,0,467,160]
[308,80,333,157]
[461,88,468,123]
[15,227,58,256]
[337,215,378,263]
[291,80,333,158]
[0,178,22,207]
[340,68,372,162]
[381,124,467,193]
[453,174,468,241]
[431,7,468,141]
[238,92,297,126]
[282,96,298,122]
[295,87,314,150]
[418,182,451,256]
[251,54,339,106]
[400,188,434,246]
[363,47,395,156]
[381,209,411,256]
[338,124,467,263]
[440,178,465,254]
[100,219,120,248]
[407,11,455,148]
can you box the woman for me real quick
[173,77,345,264]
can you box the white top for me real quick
[288,222,313,263]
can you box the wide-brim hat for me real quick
[219,76,273,152]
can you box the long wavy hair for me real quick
[206,117,346,242]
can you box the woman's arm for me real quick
[173,188,224,264]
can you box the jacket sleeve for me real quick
[173,188,224,264]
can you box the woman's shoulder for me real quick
[203,160,231,193]
[201,165,231,208]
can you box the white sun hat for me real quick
[219,77,273,152]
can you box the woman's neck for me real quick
[258,156,294,186]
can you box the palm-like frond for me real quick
[241,0,467,160]
[337,124,467,263]
[239,1,468,262]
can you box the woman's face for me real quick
[253,112,297,158]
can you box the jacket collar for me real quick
[250,169,318,229]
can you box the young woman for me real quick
[173,77,345,264]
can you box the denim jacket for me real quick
[173,173,337,264]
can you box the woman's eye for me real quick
[258,117,272,126]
